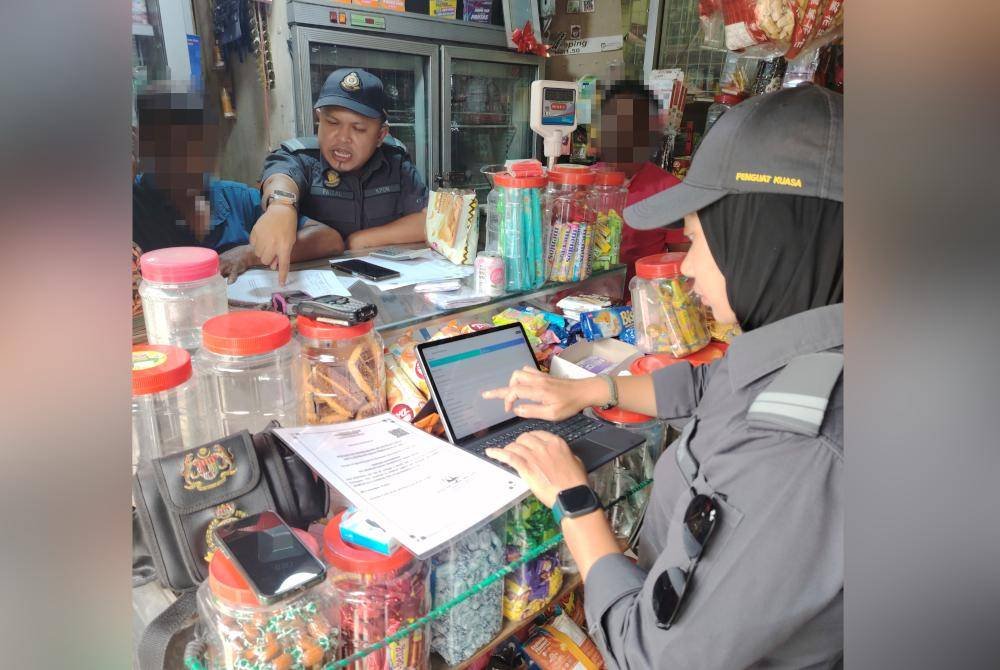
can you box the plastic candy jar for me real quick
[544,167,597,283]
[297,316,386,425]
[590,171,628,272]
[502,496,563,622]
[629,252,710,357]
[196,529,341,670]
[139,247,228,351]
[324,511,431,670]
[197,311,300,435]
[494,171,548,291]
[131,344,222,471]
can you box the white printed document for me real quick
[352,248,473,291]
[226,268,353,304]
[273,414,528,558]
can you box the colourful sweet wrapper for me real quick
[580,306,635,344]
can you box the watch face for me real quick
[559,485,598,514]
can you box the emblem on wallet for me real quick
[182,444,237,492]
[204,502,247,563]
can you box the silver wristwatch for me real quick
[266,189,298,211]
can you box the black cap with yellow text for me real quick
[624,85,843,230]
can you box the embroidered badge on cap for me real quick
[340,72,361,92]
[203,502,247,562]
[182,443,237,492]
[324,169,341,188]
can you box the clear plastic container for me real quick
[297,317,386,425]
[197,311,301,435]
[197,529,341,670]
[586,406,667,542]
[430,521,505,665]
[324,511,431,670]
[591,171,628,272]
[544,167,597,283]
[139,247,228,352]
[629,253,710,357]
[502,496,563,622]
[131,344,222,472]
[494,172,548,292]
[704,93,744,136]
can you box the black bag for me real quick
[133,421,328,593]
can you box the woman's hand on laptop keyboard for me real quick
[484,431,587,508]
[481,367,612,422]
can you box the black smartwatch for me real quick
[551,485,602,526]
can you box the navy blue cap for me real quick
[314,68,386,120]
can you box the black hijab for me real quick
[698,192,843,332]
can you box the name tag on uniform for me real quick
[309,186,354,200]
[364,184,401,197]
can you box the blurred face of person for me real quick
[599,93,663,175]
[138,119,218,192]
[316,105,389,173]
[680,212,737,325]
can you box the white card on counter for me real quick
[274,414,528,558]
[353,248,473,291]
[226,268,353,304]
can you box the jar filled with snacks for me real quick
[297,316,385,425]
[590,171,628,272]
[323,511,431,670]
[544,167,597,283]
[629,253,710,357]
[503,496,563,622]
[132,344,222,472]
[430,521,505,665]
[197,529,341,670]
[138,247,228,351]
[494,171,548,292]
[585,406,666,542]
[197,311,300,435]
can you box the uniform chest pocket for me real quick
[362,184,402,228]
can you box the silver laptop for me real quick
[415,323,644,472]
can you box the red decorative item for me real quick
[511,21,550,57]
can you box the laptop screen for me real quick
[419,324,537,442]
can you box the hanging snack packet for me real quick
[427,188,479,265]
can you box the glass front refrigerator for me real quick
[441,46,543,203]
[292,27,440,184]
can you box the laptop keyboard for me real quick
[469,414,601,455]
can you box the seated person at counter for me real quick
[597,81,684,275]
[132,87,342,281]
[250,68,429,283]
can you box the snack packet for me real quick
[426,189,479,265]
[522,612,604,670]
[386,353,429,423]
[579,306,636,345]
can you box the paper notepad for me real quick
[274,414,528,558]
[226,269,353,304]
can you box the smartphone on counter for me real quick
[329,258,401,282]
[370,247,424,261]
[212,511,326,605]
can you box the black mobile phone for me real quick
[212,511,326,605]
[297,295,378,326]
[329,258,401,282]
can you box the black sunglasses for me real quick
[651,492,721,629]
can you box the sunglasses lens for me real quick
[684,494,720,554]
[652,566,688,628]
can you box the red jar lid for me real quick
[202,311,292,356]
[592,405,653,424]
[548,167,595,186]
[593,171,626,187]
[494,172,548,189]
[635,252,687,279]
[132,344,192,395]
[323,510,414,575]
[713,93,745,106]
[139,247,219,283]
[208,528,320,607]
[297,315,374,341]
[628,342,728,375]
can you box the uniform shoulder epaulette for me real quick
[747,352,843,437]
[278,136,320,154]
[381,135,411,159]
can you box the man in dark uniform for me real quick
[250,68,429,283]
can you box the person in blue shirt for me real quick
[132,87,344,280]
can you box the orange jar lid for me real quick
[202,311,292,356]
[131,344,192,395]
[628,342,728,375]
[323,511,414,575]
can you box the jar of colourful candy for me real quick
[196,529,341,670]
[429,521,505,665]
[590,171,628,272]
[324,511,431,670]
[629,252,710,357]
[502,496,563,622]
[543,167,597,283]
[494,171,548,292]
